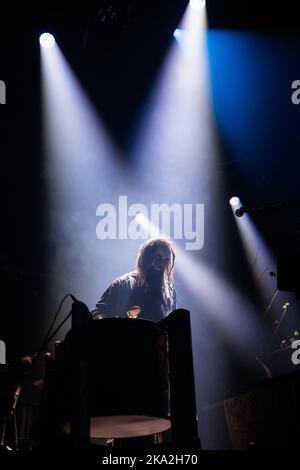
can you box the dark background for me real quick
[1,0,300,447]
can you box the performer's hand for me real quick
[94,314,105,320]
[19,356,33,366]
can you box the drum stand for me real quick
[161,309,201,449]
[69,300,91,448]
[0,384,21,451]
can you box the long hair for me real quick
[135,238,176,311]
[135,238,175,281]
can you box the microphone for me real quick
[70,296,92,317]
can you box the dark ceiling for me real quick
[2,1,300,32]
[207,0,300,30]
[2,1,296,52]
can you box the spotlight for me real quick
[235,207,245,217]
[135,212,145,224]
[39,33,55,49]
[229,197,240,207]
[173,28,182,40]
[190,0,206,11]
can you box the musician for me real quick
[92,238,177,322]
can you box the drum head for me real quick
[64,415,171,438]
[58,318,170,438]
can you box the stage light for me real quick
[135,212,145,224]
[235,207,245,217]
[190,0,206,11]
[39,33,55,49]
[229,196,240,207]
[230,197,278,309]
[173,28,182,39]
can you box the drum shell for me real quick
[53,318,170,437]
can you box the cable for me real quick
[40,310,73,351]
[37,293,76,356]
[261,290,279,323]
[272,302,290,339]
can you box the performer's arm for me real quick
[91,279,124,319]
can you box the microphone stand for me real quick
[1,297,90,451]
[36,310,73,358]
[37,298,91,450]
[69,300,91,449]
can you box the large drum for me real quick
[52,318,171,439]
